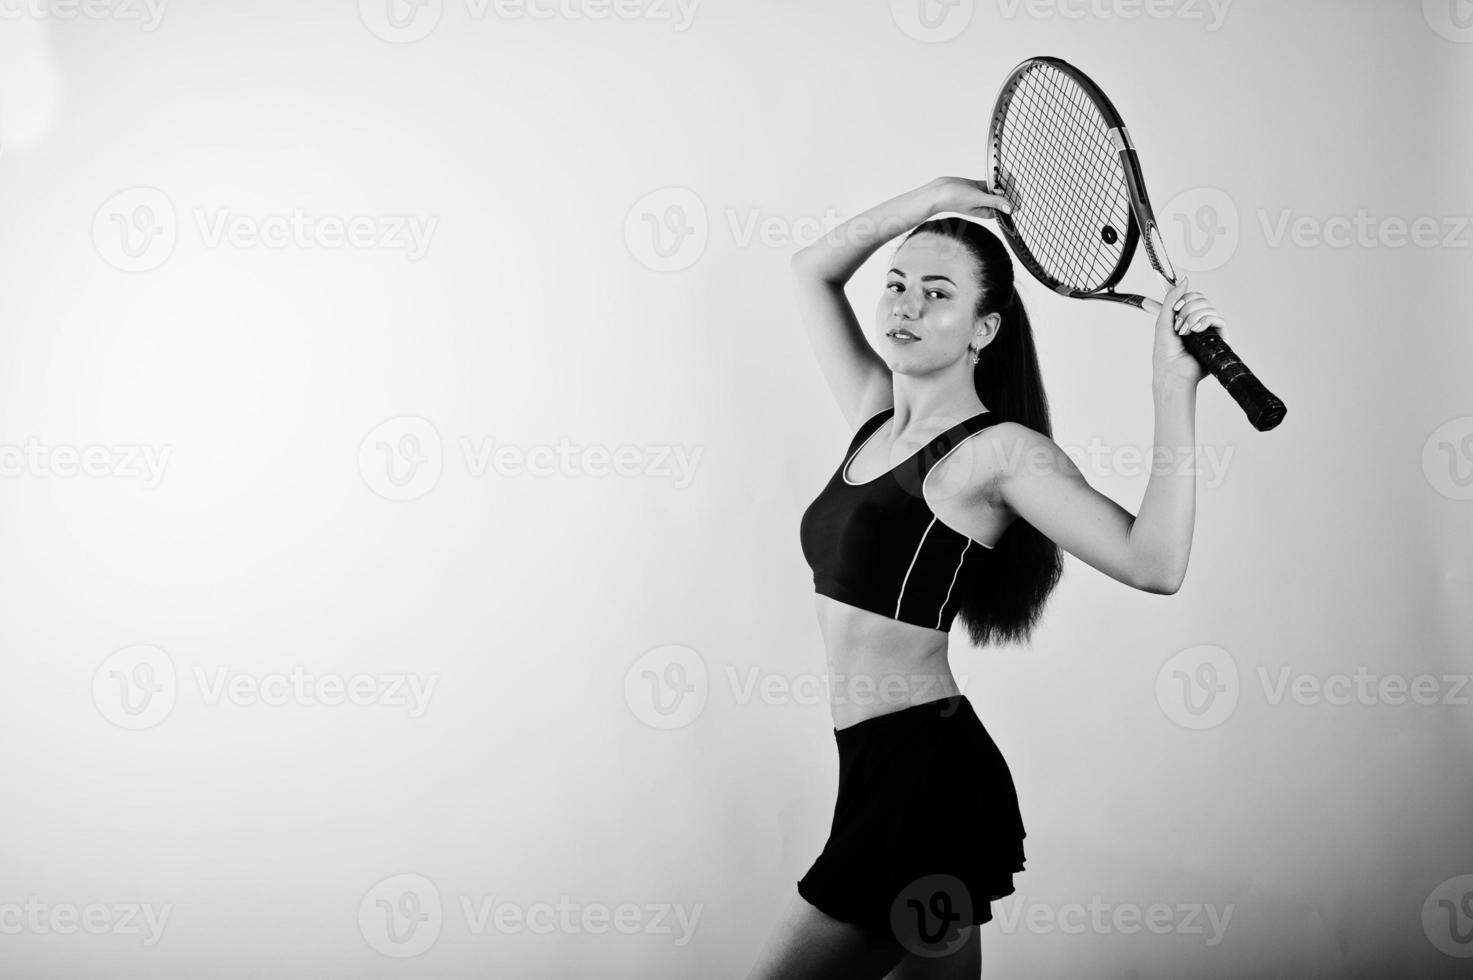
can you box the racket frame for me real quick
[987,55,1287,431]
[990,55,1174,307]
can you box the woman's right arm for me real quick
[788,178,1011,429]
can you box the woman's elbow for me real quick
[1135,568,1184,595]
[1127,556,1184,594]
[790,245,844,283]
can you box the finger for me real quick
[1140,297,1163,316]
[1173,298,1214,323]
[1184,314,1227,336]
[1179,303,1216,324]
[1165,277,1191,313]
[1180,309,1219,333]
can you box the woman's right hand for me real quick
[927,176,1013,221]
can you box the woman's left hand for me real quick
[1141,276,1229,387]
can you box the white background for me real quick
[0,0,1470,977]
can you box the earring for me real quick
[968,345,980,366]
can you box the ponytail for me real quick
[902,216,1063,648]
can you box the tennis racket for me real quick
[988,55,1286,432]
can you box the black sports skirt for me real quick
[796,694,1026,943]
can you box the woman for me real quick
[744,176,1225,980]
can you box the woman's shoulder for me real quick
[981,418,1048,449]
[980,421,1082,491]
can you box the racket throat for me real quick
[1106,124,1179,283]
[1078,287,1148,310]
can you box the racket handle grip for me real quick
[1180,328,1287,431]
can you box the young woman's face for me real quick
[875,233,988,372]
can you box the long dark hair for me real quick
[902,215,1063,648]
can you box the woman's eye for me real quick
[886,283,947,300]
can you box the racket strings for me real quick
[1001,70,1125,286]
[994,63,1132,291]
[1003,72,1125,287]
[1038,72,1130,275]
[1008,78,1112,275]
[1005,93,1110,284]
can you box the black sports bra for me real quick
[799,406,1006,632]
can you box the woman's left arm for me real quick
[995,277,1227,594]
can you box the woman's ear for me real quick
[973,311,1002,350]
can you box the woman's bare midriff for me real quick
[814,593,963,731]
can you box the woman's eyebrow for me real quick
[887,268,956,286]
